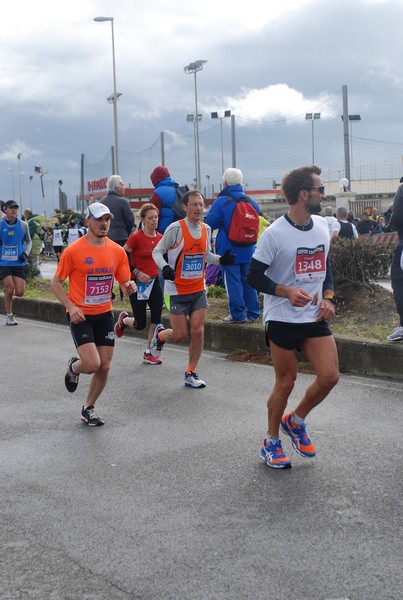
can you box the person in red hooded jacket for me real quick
[150,166,180,234]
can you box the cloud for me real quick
[0,141,40,162]
[211,84,335,122]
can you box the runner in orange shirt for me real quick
[51,203,136,426]
[151,190,235,388]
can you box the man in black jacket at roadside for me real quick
[100,175,135,247]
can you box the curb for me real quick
[2,296,402,381]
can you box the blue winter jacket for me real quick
[152,177,178,233]
[205,184,260,264]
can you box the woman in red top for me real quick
[114,204,163,364]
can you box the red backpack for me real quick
[225,194,259,246]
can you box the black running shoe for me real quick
[65,356,80,393]
[80,405,104,427]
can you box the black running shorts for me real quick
[265,320,333,350]
[0,266,26,281]
[67,311,115,348]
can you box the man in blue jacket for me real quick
[205,168,260,323]
[150,166,180,234]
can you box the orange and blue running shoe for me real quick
[280,411,316,458]
[259,438,292,469]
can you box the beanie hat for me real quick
[150,166,170,186]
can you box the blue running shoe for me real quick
[259,438,291,469]
[150,323,165,358]
[280,412,316,458]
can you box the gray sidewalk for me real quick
[1,318,402,599]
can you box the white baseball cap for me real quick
[85,203,114,219]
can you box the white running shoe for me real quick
[6,314,18,326]
[150,324,165,358]
[387,326,403,341]
[184,371,206,388]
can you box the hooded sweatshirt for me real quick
[150,166,179,234]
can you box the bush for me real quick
[330,238,394,289]
[207,284,227,299]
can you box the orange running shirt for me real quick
[55,236,130,315]
[171,220,207,295]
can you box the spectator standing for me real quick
[151,190,234,388]
[149,166,181,234]
[44,228,53,257]
[0,200,32,325]
[205,168,260,324]
[356,212,376,235]
[370,207,380,222]
[258,213,271,239]
[247,166,339,469]
[100,175,134,246]
[383,203,394,226]
[372,216,387,234]
[50,203,136,426]
[323,205,337,237]
[331,206,359,240]
[387,178,403,341]
[23,208,44,277]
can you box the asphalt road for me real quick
[1,318,402,600]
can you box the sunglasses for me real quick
[310,185,325,194]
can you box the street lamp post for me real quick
[48,178,55,213]
[305,113,320,164]
[341,114,361,183]
[348,114,361,179]
[29,175,33,210]
[184,60,207,191]
[211,110,231,175]
[205,174,211,198]
[94,16,121,175]
[35,166,47,216]
[186,114,202,188]
[17,153,23,211]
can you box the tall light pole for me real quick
[305,113,320,164]
[211,110,231,175]
[184,60,207,190]
[341,112,361,185]
[94,16,121,175]
[35,166,47,216]
[348,114,361,180]
[29,175,33,210]
[205,174,211,198]
[186,113,202,188]
[17,153,23,210]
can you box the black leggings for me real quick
[129,277,163,330]
[391,247,403,326]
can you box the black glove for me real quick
[219,249,235,266]
[162,265,176,281]
[19,252,28,263]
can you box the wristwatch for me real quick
[323,295,336,304]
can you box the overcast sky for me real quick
[1,0,403,213]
